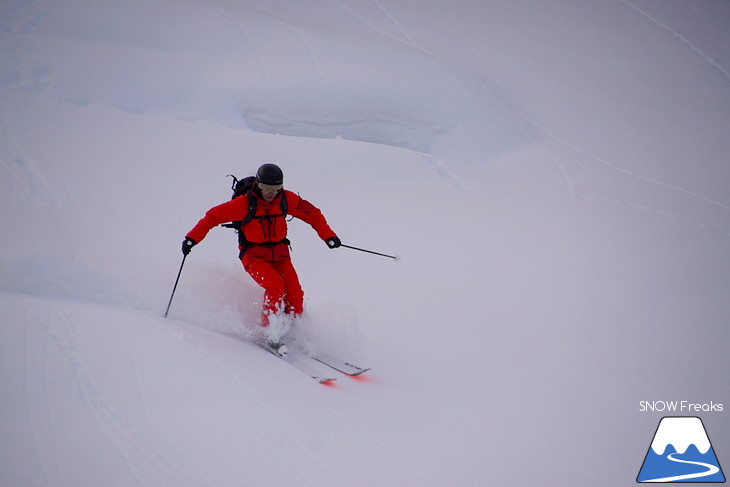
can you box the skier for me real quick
[182,163,341,354]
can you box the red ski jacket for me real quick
[186,189,336,264]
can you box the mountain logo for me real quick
[637,416,725,483]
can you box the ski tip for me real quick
[347,370,373,383]
[318,377,337,385]
[350,368,371,376]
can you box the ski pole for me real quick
[341,244,400,262]
[164,254,187,317]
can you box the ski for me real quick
[260,344,337,384]
[311,354,370,376]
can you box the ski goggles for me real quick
[258,182,283,194]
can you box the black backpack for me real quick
[222,175,288,251]
[228,175,258,223]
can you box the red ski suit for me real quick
[186,189,337,325]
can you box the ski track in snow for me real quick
[441,1,730,237]
[20,309,55,486]
[202,0,325,84]
[36,301,149,486]
[322,0,528,189]
[548,136,730,236]
[327,0,421,51]
[245,0,326,83]
[114,318,222,487]
[623,0,730,84]
[4,0,724,225]
[34,299,209,487]
[179,329,433,487]
[197,0,271,86]
[171,330,339,486]
[432,0,579,195]
[327,0,730,236]
[370,0,419,47]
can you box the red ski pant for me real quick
[243,258,304,326]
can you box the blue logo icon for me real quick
[637,416,725,483]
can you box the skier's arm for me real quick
[286,191,338,243]
[186,197,247,244]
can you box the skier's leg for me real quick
[275,260,304,316]
[244,258,285,327]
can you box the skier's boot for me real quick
[267,341,288,358]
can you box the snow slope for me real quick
[1,0,729,485]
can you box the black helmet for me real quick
[256,163,283,185]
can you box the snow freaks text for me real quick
[639,401,724,413]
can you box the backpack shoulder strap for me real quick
[242,190,257,224]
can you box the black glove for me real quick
[326,236,341,249]
[182,238,197,255]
